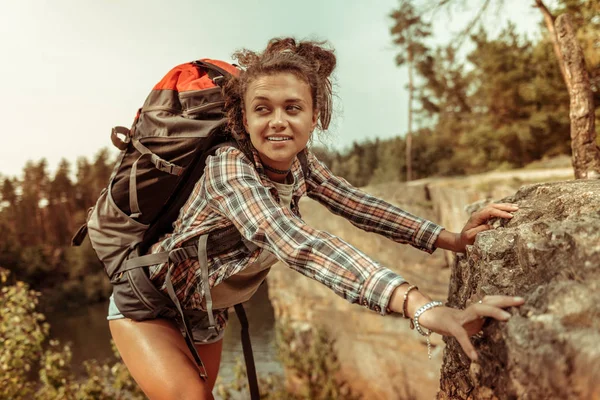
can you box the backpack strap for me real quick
[193,60,231,76]
[111,126,131,151]
[129,138,185,219]
[164,262,209,380]
[234,303,260,400]
[192,60,234,87]
[163,234,260,399]
[197,235,218,332]
[71,223,89,246]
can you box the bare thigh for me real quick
[109,318,223,400]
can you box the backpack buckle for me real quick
[206,326,218,336]
[169,247,197,263]
[212,75,224,86]
[154,158,184,176]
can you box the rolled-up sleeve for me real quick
[203,147,405,315]
[305,152,443,253]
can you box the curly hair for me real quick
[222,38,336,143]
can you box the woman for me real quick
[108,38,523,399]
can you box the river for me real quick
[45,283,283,385]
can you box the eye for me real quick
[286,105,302,113]
[254,105,270,113]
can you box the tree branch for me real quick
[453,0,493,49]
[534,0,570,90]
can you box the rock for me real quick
[426,168,574,267]
[439,179,600,400]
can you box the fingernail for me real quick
[502,311,511,319]
[514,296,524,302]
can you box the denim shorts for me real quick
[107,293,228,344]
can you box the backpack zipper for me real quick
[140,102,225,118]
[127,270,156,311]
[183,101,225,117]
[140,106,180,114]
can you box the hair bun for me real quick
[263,38,336,79]
[297,41,336,79]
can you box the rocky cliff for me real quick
[439,179,600,400]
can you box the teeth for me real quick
[267,137,291,141]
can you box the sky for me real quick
[0,0,544,179]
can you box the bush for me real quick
[0,268,145,400]
[216,320,361,400]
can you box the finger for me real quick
[472,304,513,321]
[451,325,478,361]
[465,224,492,240]
[469,209,512,226]
[485,208,515,220]
[479,295,525,308]
[468,207,512,226]
[489,203,519,212]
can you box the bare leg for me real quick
[109,318,223,400]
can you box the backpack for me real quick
[71,59,308,399]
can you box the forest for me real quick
[0,0,597,310]
[1,0,599,397]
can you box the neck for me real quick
[262,163,291,182]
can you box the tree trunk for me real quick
[555,14,600,180]
[534,0,571,90]
[406,55,414,182]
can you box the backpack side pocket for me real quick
[87,188,148,279]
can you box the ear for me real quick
[243,111,249,132]
[311,111,319,131]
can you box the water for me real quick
[45,284,282,384]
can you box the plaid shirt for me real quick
[149,146,443,315]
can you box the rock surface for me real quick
[439,179,600,400]
[426,168,574,266]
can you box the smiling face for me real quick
[243,72,317,173]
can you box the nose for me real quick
[269,109,287,131]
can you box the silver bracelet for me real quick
[413,300,443,336]
[412,300,444,359]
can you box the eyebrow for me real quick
[251,96,306,103]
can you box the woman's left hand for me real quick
[454,203,518,252]
[417,295,525,361]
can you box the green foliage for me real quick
[0,268,144,400]
[276,322,361,400]
[1,270,49,400]
[215,358,290,400]
[389,0,431,67]
[0,149,114,311]
[315,0,597,186]
[2,268,364,400]
[216,321,361,400]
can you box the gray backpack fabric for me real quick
[71,59,245,381]
[72,59,242,277]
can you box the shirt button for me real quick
[362,300,368,306]
[374,305,381,312]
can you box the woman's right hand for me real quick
[416,295,525,361]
